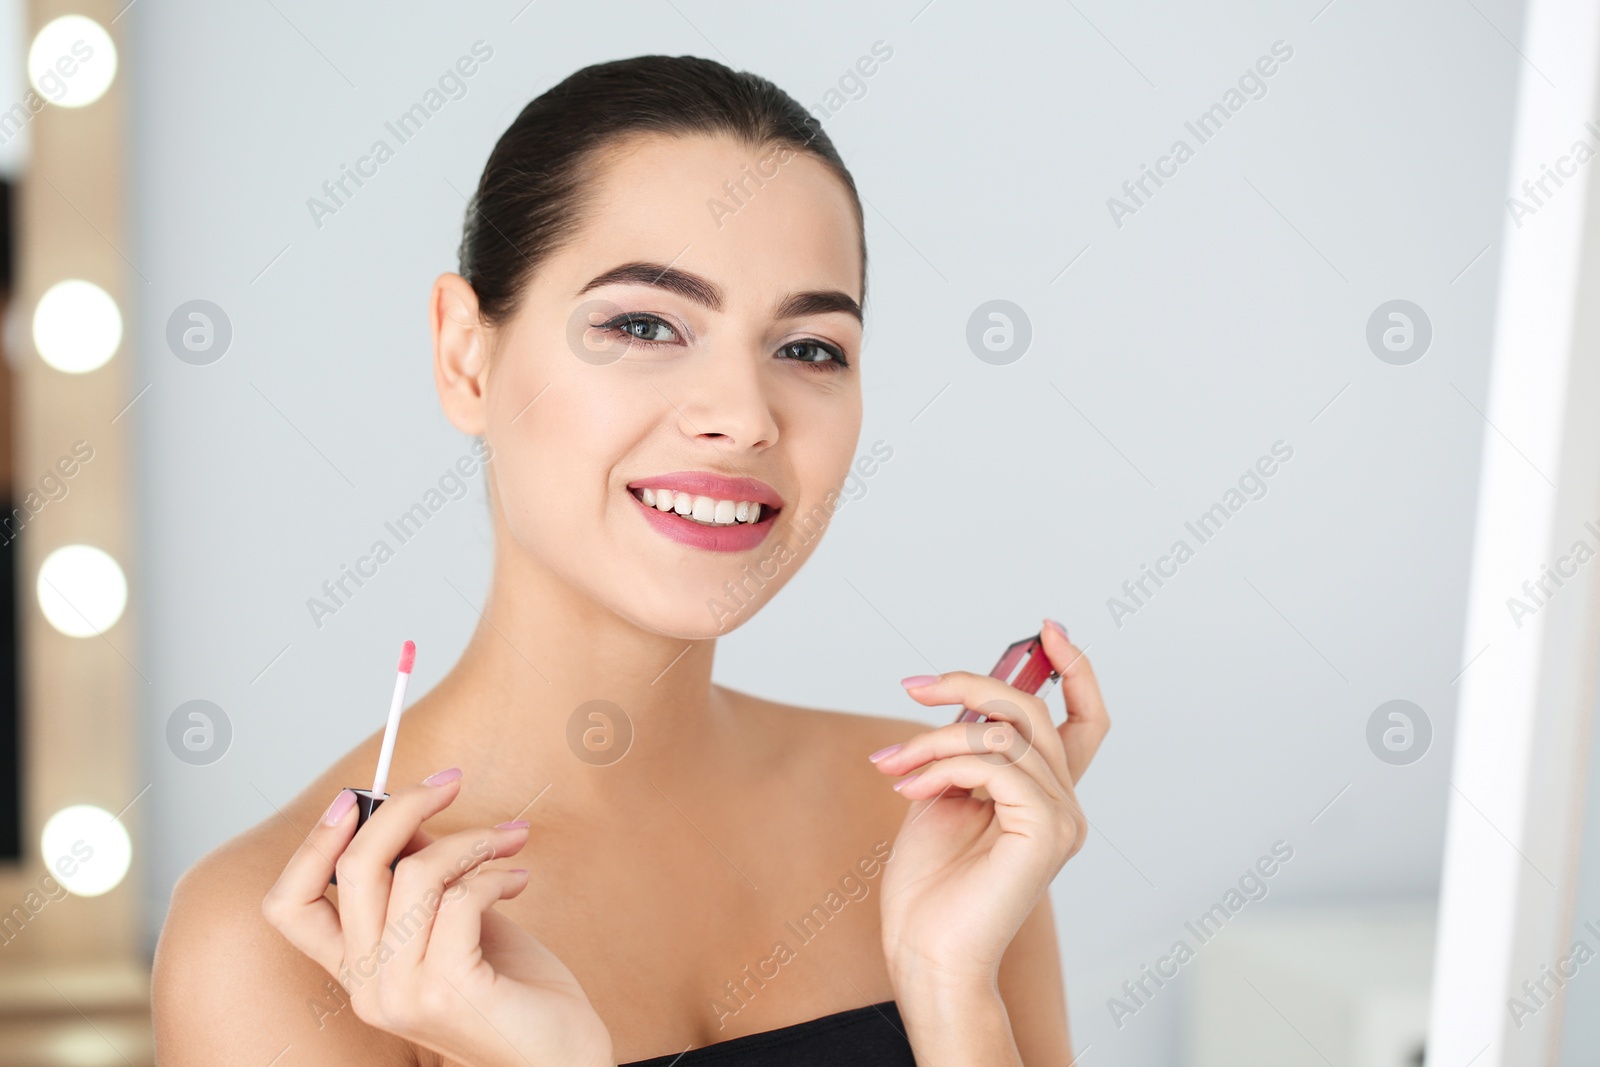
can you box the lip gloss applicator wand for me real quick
[329,639,416,885]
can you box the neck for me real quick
[397,525,736,821]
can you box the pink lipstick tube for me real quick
[953,633,1061,723]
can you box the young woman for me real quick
[151,54,1110,1066]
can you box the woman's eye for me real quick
[605,314,678,345]
[779,340,849,369]
[598,315,847,369]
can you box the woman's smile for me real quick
[626,470,785,552]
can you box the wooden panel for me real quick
[0,12,143,1054]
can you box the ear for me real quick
[431,273,491,435]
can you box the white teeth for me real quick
[633,488,769,526]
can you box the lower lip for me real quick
[630,492,778,553]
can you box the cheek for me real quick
[789,386,862,494]
[488,361,658,543]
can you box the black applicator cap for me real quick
[328,788,394,886]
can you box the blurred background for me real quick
[3,0,1598,1065]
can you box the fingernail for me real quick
[868,743,904,763]
[323,789,357,826]
[900,674,940,688]
[495,819,530,830]
[893,776,916,792]
[1044,618,1069,641]
[508,868,529,876]
[423,767,462,786]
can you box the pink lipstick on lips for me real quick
[627,471,784,553]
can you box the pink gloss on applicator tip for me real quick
[328,638,417,887]
[370,639,417,797]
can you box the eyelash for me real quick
[600,313,851,370]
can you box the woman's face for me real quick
[464,132,864,639]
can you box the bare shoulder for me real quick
[727,684,926,770]
[721,685,928,833]
[151,787,414,1066]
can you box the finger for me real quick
[1039,621,1110,783]
[898,753,1088,864]
[894,753,1056,819]
[262,788,364,977]
[334,770,465,963]
[901,670,1068,784]
[384,822,531,971]
[871,720,1063,797]
[425,867,531,969]
[393,825,435,861]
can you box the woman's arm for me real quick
[999,896,1072,1064]
[889,897,1071,1067]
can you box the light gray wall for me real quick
[129,1,1523,1062]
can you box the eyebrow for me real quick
[577,261,862,325]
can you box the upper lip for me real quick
[627,471,785,510]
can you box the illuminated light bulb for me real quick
[33,280,122,373]
[29,15,117,108]
[37,544,127,637]
[41,804,132,897]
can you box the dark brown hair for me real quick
[458,54,866,326]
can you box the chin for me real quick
[611,548,799,639]
[599,485,827,638]
[602,524,821,640]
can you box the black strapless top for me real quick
[618,1001,916,1066]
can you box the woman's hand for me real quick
[875,620,1109,995]
[262,770,613,1067]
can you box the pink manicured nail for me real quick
[423,767,462,786]
[323,789,356,826]
[508,868,529,876]
[893,776,917,792]
[869,743,904,763]
[901,675,940,688]
[1044,618,1069,641]
[496,819,530,830]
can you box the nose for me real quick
[668,344,780,452]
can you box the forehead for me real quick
[567,132,863,308]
